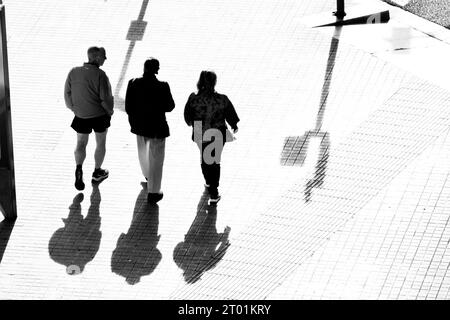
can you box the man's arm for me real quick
[64,71,74,111]
[125,79,134,115]
[164,82,175,112]
[99,73,114,116]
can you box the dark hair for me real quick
[144,58,160,74]
[197,71,217,94]
[87,46,105,61]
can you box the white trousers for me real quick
[137,135,166,193]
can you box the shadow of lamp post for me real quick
[281,1,392,201]
[334,0,346,19]
[319,0,390,27]
[280,26,342,202]
[114,0,149,111]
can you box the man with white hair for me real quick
[64,46,114,191]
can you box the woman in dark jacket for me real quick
[184,71,240,203]
[125,58,175,203]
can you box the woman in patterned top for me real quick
[184,71,240,203]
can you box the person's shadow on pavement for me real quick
[111,183,161,285]
[48,184,102,275]
[173,190,231,284]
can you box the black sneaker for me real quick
[147,192,163,203]
[92,168,109,183]
[209,194,221,204]
[75,167,85,191]
[208,189,221,203]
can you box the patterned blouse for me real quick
[184,91,240,141]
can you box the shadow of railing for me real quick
[281,26,342,202]
[111,183,161,285]
[173,190,231,284]
[114,0,149,112]
[48,185,102,275]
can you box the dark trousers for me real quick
[197,139,225,197]
[201,163,220,192]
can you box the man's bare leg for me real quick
[74,133,89,190]
[92,130,109,183]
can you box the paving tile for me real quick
[0,0,450,300]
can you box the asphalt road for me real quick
[384,0,450,29]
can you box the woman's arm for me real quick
[225,97,240,131]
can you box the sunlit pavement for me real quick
[1,0,450,299]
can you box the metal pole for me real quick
[0,2,17,220]
[333,0,346,19]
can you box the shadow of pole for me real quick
[304,133,330,202]
[315,26,341,133]
[114,0,149,112]
[281,25,342,202]
[0,218,14,265]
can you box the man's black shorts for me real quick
[71,115,111,134]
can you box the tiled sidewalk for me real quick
[1,0,450,299]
